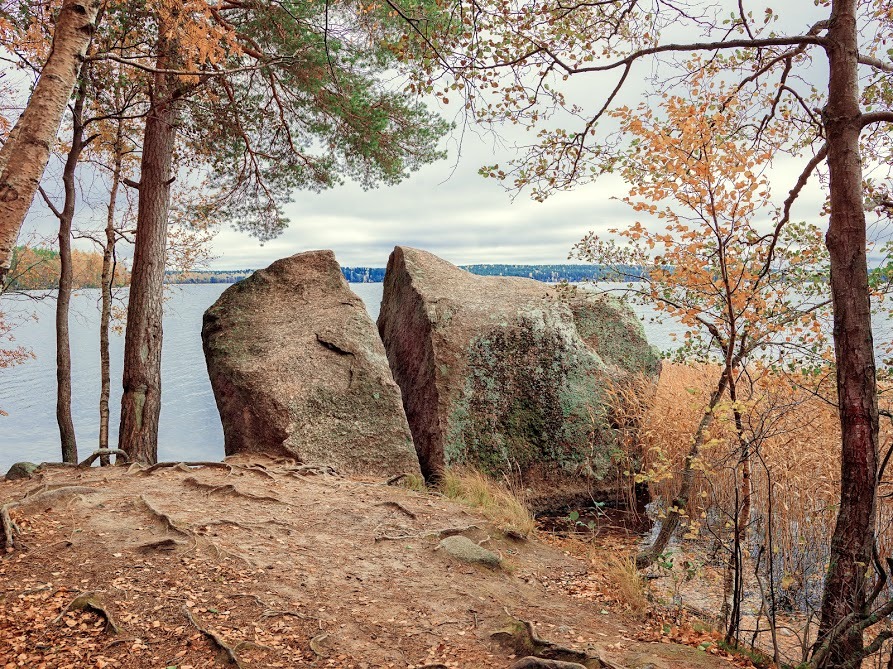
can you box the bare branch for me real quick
[861,111,893,127]
[542,35,827,76]
[858,53,893,73]
[37,186,62,220]
[86,53,284,77]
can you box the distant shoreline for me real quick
[170,264,644,285]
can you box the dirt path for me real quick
[0,457,736,668]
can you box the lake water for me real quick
[0,283,678,472]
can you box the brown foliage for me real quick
[8,246,130,290]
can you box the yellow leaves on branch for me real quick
[151,0,243,74]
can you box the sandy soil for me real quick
[0,456,739,669]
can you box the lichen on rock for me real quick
[378,247,659,507]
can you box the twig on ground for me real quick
[376,500,417,519]
[374,525,479,542]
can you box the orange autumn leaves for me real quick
[576,85,830,367]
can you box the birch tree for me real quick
[0,0,101,286]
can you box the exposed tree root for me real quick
[309,631,330,657]
[54,591,120,634]
[138,496,193,538]
[373,525,479,542]
[78,449,129,468]
[286,464,339,477]
[511,658,589,669]
[197,518,293,534]
[1,504,20,551]
[139,461,236,476]
[135,461,280,482]
[243,466,276,479]
[491,613,610,669]
[19,486,100,506]
[232,593,267,607]
[206,540,254,565]
[182,476,284,504]
[183,605,244,668]
[3,486,101,550]
[22,482,94,498]
[137,538,186,552]
[376,500,417,519]
[260,609,314,620]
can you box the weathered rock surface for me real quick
[202,250,421,478]
[377,247,660,504]
[5,462,38,481]
[437,535,502,568]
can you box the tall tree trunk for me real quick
[816,0,879,664]
[0,0,100,286]
[118,39,179,465]
[99,120,125,459]
[54,80,88,464]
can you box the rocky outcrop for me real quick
[202,250,420,478]
[377,247,660,504]
[5,462,38,481]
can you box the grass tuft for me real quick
[605,554,650,618]
[440,467,536,539]
[395,473,427,493]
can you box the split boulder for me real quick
[377,247,660,505]
[202,250,421,478]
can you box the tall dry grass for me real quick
[635,362,893,618]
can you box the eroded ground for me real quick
[0,457,740,668]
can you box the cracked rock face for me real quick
[378,247,660,505]
[202,250,421,477]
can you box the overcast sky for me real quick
[16,4,836,272]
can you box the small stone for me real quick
[5,462,39,481]
[437,535,501,568]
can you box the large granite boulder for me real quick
[202,250,421,478]
[377,247,660,504]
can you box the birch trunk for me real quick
[0,0,100,286]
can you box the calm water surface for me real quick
[0,282,677,472]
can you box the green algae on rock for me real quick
[378,247,659,508]
[202,250,421,478]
